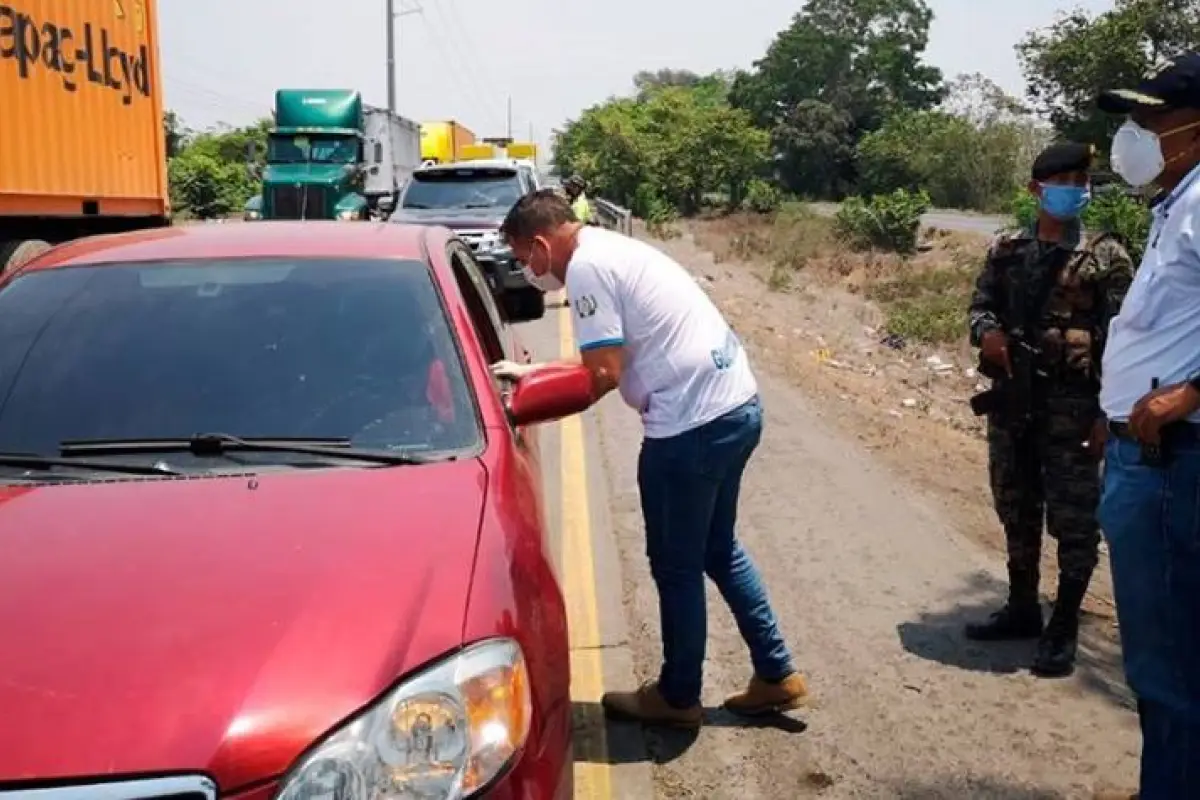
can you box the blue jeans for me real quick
[637,395,795,708]
[1099,435,1200,798]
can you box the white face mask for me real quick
[519,239,564,292]
[520,263,563,292]
[1111,120,1166,187]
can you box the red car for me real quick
[0,222,593,799]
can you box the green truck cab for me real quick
[245,89,420,221]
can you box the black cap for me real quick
[1098,52,1200,114]
[1031,141,1095,181]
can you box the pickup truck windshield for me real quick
[0,258,480,460]
[401,170,524,209]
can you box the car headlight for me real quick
[275,638,531,800]
[244,210,262,221]
[336,209,360,221]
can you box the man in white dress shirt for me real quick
[1093,52,1200,800]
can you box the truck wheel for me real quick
[0,240,50,273]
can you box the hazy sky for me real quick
[159,0,1115,154]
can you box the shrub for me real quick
[1082,189,1152,263]
[743,179,783,214]
[1008,186,1152,262]
[833,189,931,254]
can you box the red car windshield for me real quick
[0,257,481,460]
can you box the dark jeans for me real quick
[637,395,795,708]
[1099,435,1200,797]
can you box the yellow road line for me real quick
[558,306,612,799]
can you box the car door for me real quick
[446,243,542,464]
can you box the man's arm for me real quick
[968,238,1006,347]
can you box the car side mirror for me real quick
[506,364,593,426]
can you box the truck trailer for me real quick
[419,121,475,164]
[0,0,170,272]
[244,89,421,221]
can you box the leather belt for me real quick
[1107,420,1200,443]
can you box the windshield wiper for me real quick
[462,202,498,208]
[0,452,180,477]
[402,203,429,209]
[59,434,435,466]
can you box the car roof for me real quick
[416,159,519,174]
[20,222,451,272]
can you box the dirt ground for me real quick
[593,219,1138,799]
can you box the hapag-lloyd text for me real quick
[0,5,151,106]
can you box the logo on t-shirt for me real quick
[575,294,598,318]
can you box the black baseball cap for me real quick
[1031,141,1094,181]
[1098,52,1200,114]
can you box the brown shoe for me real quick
[723,673,810,716]
[601,681,702,728]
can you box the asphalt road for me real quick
[808,202,1008,236]
[518,290,1139,799]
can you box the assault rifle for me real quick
[969,333,1046,430]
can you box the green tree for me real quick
[553,78,770,216]
[728,0,944,197]
[856,75,1051,211]
[166,116,272,218]
[163,110,187,158]
[1017,0,1200,150]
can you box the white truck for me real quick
[364,106,421,219]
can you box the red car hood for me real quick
[0,461,488,789]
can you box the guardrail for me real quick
[593,198,634,236]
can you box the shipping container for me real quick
[507,141,537,162]
[459,143,497,161]
[419,120,475,164]
[0,0,169,269]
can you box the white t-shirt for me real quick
[565,227,757,439]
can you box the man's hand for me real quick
[1129,381,1200,443]
[980,329,1012,377]
[490,360,539,381]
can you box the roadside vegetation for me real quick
[554,0,1197,345]
[162,111,269,220]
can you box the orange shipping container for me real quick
[0,0,168,218]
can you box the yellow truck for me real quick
[458,143,498,161]
[507,142,537,162]
[419,120,475,164]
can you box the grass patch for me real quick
[696,204,835,292]
[691,205,988,345]
[865,266,976,343]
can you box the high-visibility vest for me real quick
[573,193,593,222]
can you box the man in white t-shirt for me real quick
[491,189,805,727]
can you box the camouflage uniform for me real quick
[967,222,1134,672]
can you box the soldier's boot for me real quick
[964,566,1043,641]
[1032,574,1089,678]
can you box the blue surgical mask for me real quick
[1039,184,1091,220]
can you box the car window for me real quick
[0,258,481,460]
[401,169,523,210]
[448,246,511,364]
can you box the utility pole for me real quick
[386,0,422,113]
[507,96,512,140]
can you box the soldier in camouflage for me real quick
[966,141,1135,677]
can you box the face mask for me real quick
[1038,184,1091,220]
[520,239,563,292]
[1111,120,1166,187]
